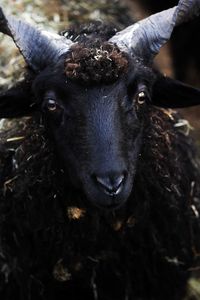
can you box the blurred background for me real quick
[0,0,200,298]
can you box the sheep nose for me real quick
[94,173,126,196]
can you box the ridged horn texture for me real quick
[175,0,200,25]
[0,7,74,72]
[109,0,200,65]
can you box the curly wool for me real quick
[0,108,200,300]
[64,43,129,84]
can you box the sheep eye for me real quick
[46,99,57,111]
[136,91,146,105]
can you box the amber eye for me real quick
[136,91,146,105]
[47,99,57,111]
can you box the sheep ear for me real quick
[151,75,200,108]
[0,81,36,118]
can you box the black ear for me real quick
[151,75,200,108]
[0,81,36,118]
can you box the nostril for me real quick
[94,172,126,195]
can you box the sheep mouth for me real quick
[103,186,123,197]
[96,178,124,198]
[81,174,132,210]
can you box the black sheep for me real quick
[0,1,200,299]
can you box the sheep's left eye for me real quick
[136,91,146,104]
[47,99,57,111]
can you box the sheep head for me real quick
[1,0,200,209]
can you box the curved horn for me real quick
[0,7,74,72]
[109,0,200,65]
[175,0,200,25]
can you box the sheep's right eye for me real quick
[46,99,57,111]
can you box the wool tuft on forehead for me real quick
[64,42,129,84]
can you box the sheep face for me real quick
[32,63,153,209]
[2,2,200,209]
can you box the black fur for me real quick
[0,109,200,300]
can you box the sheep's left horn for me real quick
[0,7,74,72]
[109,0,200,65]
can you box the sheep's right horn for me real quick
[0,7,74,72]
[175,0,200,25]
[109,0,200,65]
